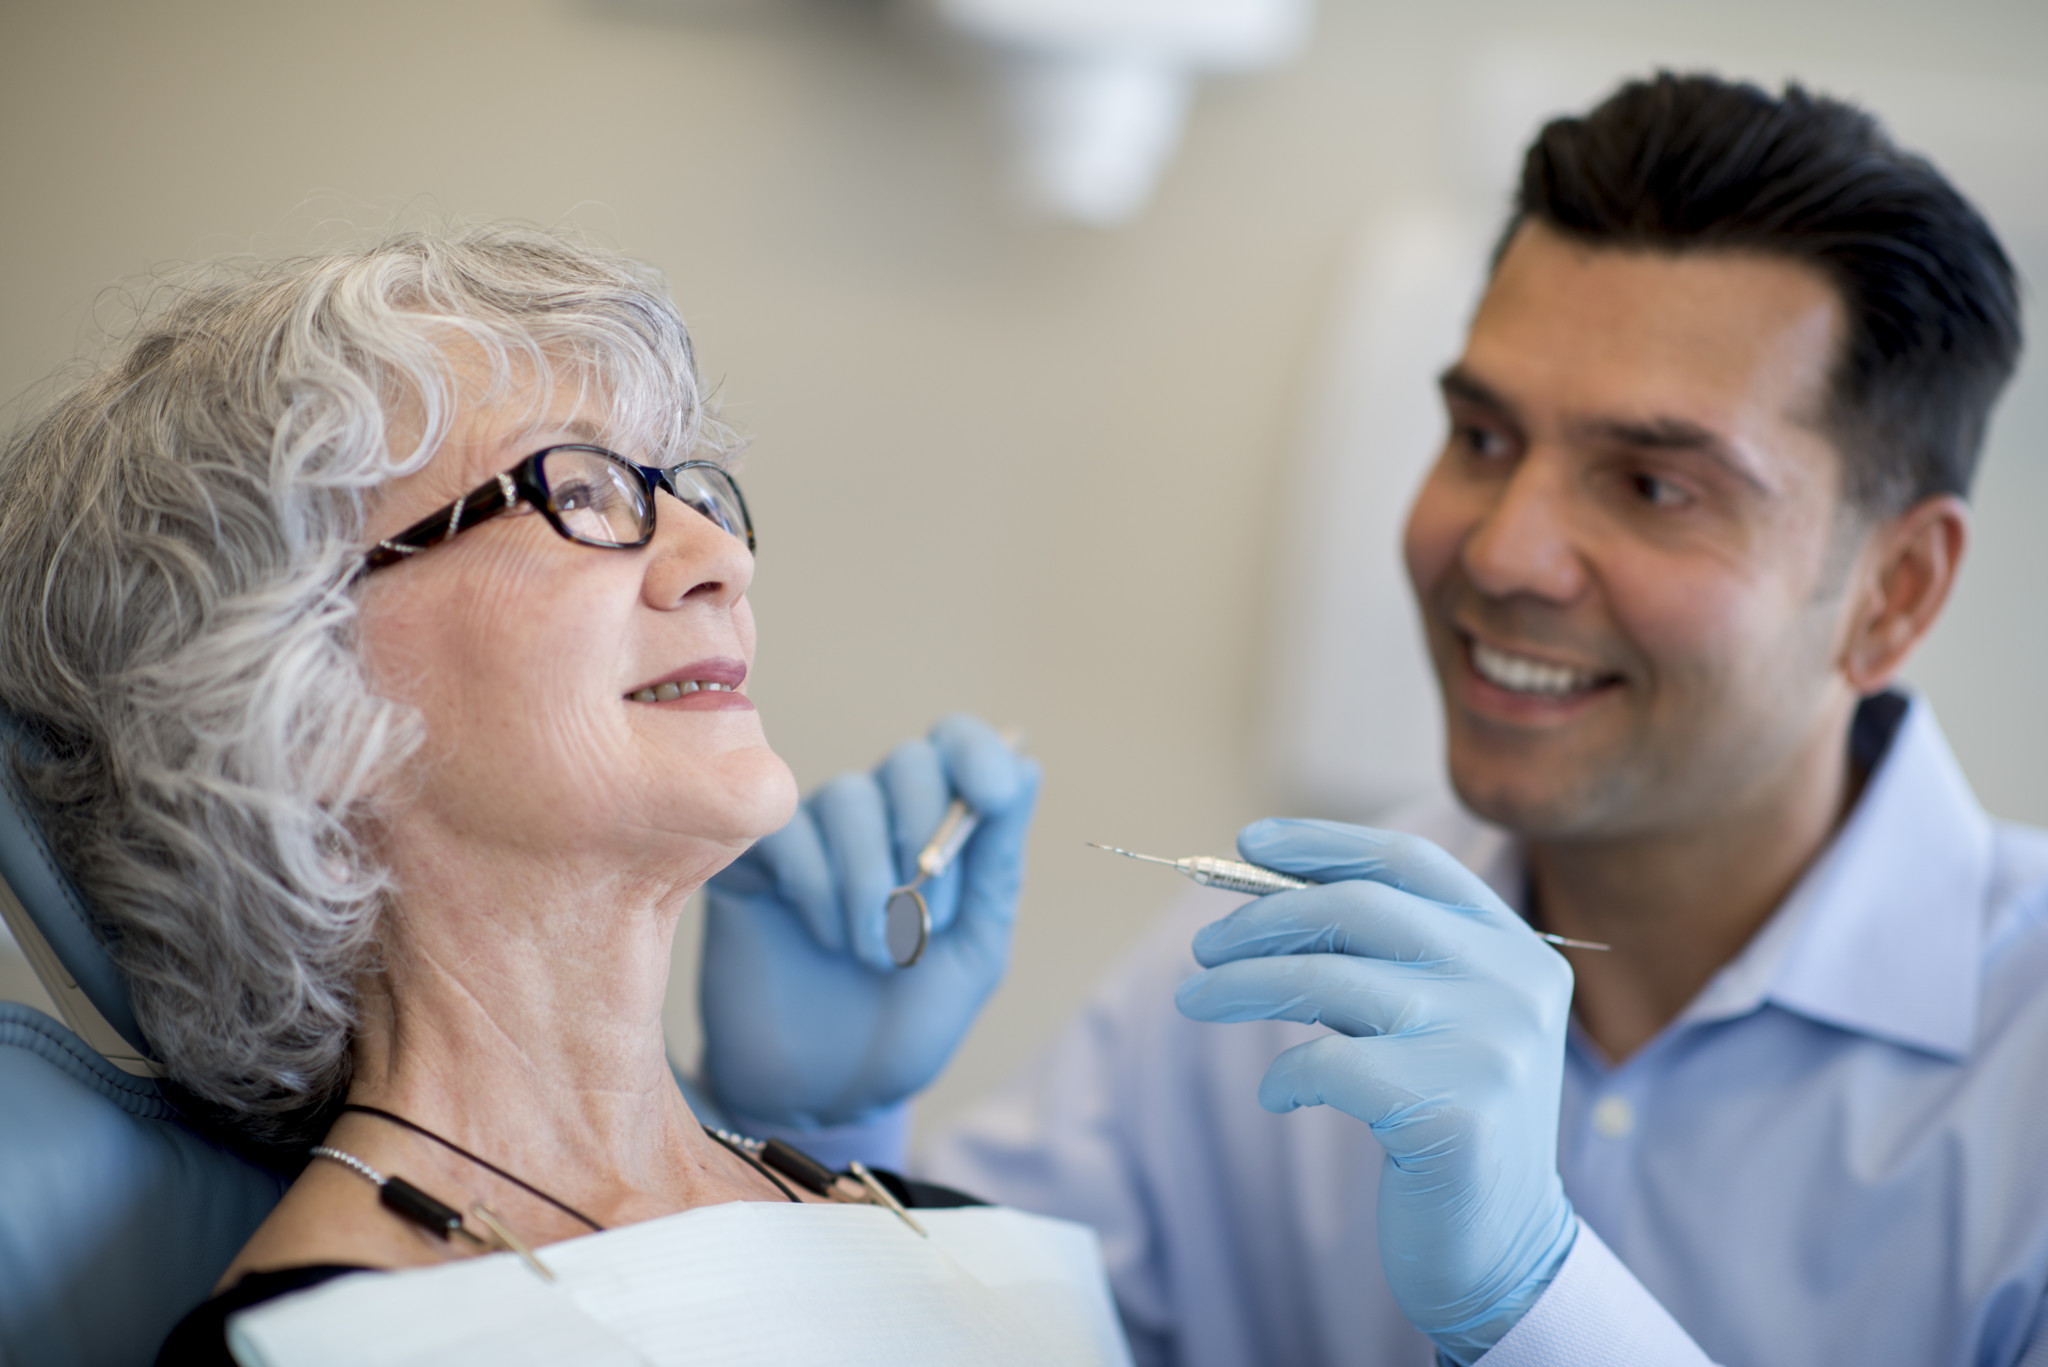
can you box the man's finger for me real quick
[814,773,900,971]
[879,738,950,886]
[932,713,1028,814]
[951,759,1040,938]
[1238,819,1511,917]
[743,810,845,952]
[1189,881,1463,969]
[1176,953,1447,1039]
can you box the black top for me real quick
[155,1265,373,1366]
[155,1170,985,1366]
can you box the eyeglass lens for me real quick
[538,447,651,547]
[535,447,750,550]
[663,464,749,545]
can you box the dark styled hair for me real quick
[1502,71,2022,515]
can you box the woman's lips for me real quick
[625,657,753,710]
[653,687,754,712]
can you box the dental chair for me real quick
[0,713,724,1365]
[0,712,294,1367]
[0,705,292,1367]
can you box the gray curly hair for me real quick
[0,226,719,1131]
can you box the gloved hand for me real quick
[700,714,1040,1129]
[1175,818,1579,1366]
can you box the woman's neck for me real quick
[220,838,800,1291]
[344,839,743,1232]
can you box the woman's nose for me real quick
[1459,455,1589,604]
[642,492,754,611]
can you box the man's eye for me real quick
[1631,472,1691,508]
[1459,424,1511,458]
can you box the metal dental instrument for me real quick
[886,731,1027,969]
[1087,843,1610,951]
[886,801,981,968]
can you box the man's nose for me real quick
[1459,454,1589,604]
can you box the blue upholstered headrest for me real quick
[0,714,289,1364]
[0,1002,289,1365]
[0,711,153,1068]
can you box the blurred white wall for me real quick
[1,0,2044,1140]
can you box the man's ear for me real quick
[1840,494,1969,694]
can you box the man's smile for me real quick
[1467,639,1613,697]
[1451,628,1627,727]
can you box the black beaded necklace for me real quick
[311,1103,924,1265]
[342,1103,609,1230]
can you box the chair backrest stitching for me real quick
[0,1004,168,1116]
[0,748,140,1049]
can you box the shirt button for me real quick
[1592,1094,1635,1139]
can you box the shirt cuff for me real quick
[1480,1224,1719,1367]
[723,1102,913,1174]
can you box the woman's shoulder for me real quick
[155,1265,377,1367]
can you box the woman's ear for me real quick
[1841,494,1969,694]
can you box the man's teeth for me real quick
[1470,641,1603,697]
[628,681,737,702]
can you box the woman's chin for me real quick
[744,754,801,839]
[696,746,800,845]
[612,745,799,860]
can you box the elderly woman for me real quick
[0,229,1101,1365]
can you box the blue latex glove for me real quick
[1175,818,1579,1365]
[700,714,1040,1129]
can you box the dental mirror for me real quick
[885,887,930,969]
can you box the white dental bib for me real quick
[226,1201,1133,1367]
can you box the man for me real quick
[698,73,2044,1364]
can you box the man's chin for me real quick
[1444,745,1629,842]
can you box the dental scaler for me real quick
[1087,843,1609,952]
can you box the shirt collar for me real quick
[1683,694,1991,1060]
[1447,694,1992,1062]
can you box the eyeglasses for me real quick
[360,444,754,577]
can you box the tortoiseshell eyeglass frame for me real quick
[358,444,754,578]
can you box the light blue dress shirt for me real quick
[910,697,2048,1366]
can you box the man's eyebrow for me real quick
[1438,366,1518,420]
[1570,415,1774,496]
